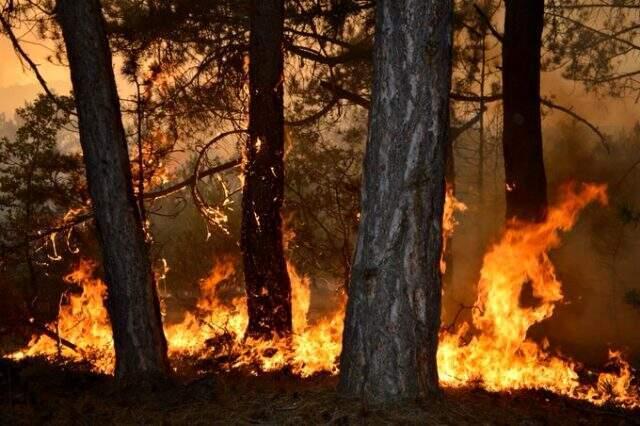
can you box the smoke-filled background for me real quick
[0,1,639,372]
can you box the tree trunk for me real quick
[502,0,547,222]
[241,0,292,339]
[338,0,453,402]
[55,0,170,382]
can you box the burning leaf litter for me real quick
[8,183,639,409]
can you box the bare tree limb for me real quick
[473,4,503,42]
[541,98,609,152]
[284,97,340,126]
[27,321,80,354]
[320,81,371,109]
[145,157,242,200]
[451,109,485,142]
[450,92,502,103]
[0,13,76,116]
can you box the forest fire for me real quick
[4,0,640,422]
[10,258,345,379]
[438,183,639,408]
[9,183,639,408]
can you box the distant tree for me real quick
[55,0,170,382]
[0,94,84,319]
[339,0,453,402]
[546,1,640,99]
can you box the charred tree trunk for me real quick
[55,0,170,382]
[502,0,547,222]
[241,0,292,339]
[338,0,453,402]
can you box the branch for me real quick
[1,156,244,253]
[0,14,75,116]
[451,109,485,142]
[284,27,355,50]
[320,83,609,154]
[27,321,80,354]
[473,4,503,42]
[144,158,242,200]
[541,98,609,152]
[549,3,640,10]
[576,69,640,85]
[286,41,371,66]
[450,92,503,103]
[284,97,340,126]
[320,81,371,109]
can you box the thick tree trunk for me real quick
[241,0,292,339]
[502,0,547,222]
[338,0,453,402]
[55,0,170,382]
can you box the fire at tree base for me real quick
[7,183,640,409]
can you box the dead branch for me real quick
[451,108,485,142]
[285,97,340,126]
[26,321,80,354]
[190,130,247,225]
[320,81,371,109]
[0,13,76,116]
[473,4,503,42]
[541,98,609,152]
[1,153,243,253]
[145,157,242,200]
[442,303,477,333]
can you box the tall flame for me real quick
[8,183,639,408]
[438,183,638,408]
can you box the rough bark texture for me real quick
[338,0,453,403]
[56,0,170,381]
[502,0,548,222]
[241,0,292,338]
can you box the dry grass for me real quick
[0,357,638,425]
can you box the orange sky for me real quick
[0,35,71,117]
[0,32,637,132]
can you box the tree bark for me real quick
[55,0,170,382]
[502,0,547,222]
[241,0,292,338]
[338,0,453,402]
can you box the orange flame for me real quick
[10,260,115,372]
[438,183,638,408]
[8,183,639,408]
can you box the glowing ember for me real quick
[8,183,639,408]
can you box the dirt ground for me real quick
[0,357,638,425]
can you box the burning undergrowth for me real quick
[7,183,640,409]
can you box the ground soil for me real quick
[0,357,638,425]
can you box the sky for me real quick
[0,35,71,118]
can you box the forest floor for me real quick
[0,357,638,425]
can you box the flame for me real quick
[438,183,639,408]
[8,183,639,408]
[441,184,467,273]
[10,260,114,372]
[165,260,344,377]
